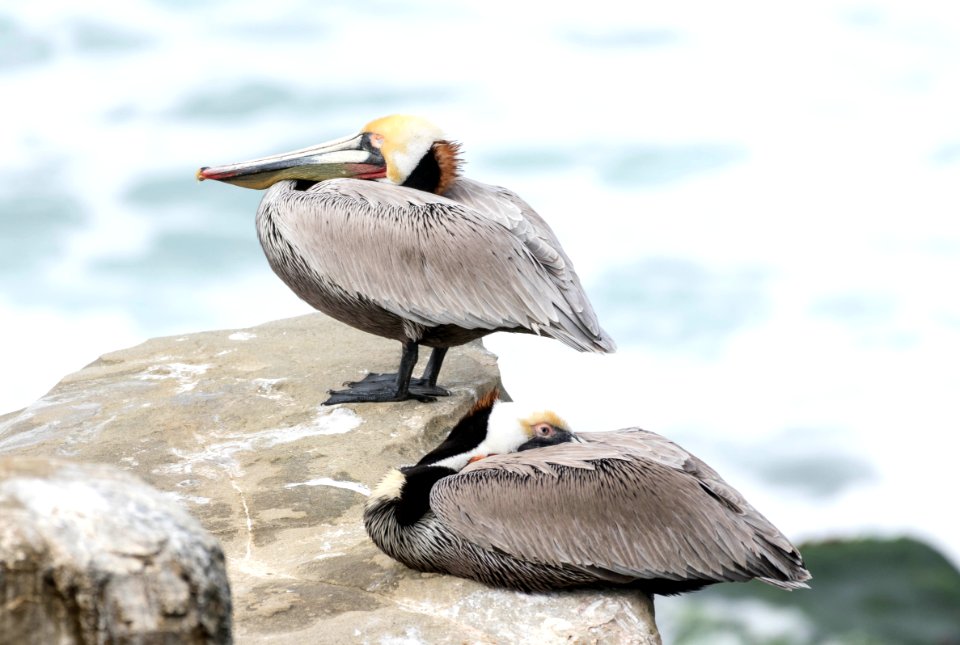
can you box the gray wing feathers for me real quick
[432,429,809,588]
[447,180,615,351]
[261,178,614,351]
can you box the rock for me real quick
[0,457,231,644]
[0,313,659,644]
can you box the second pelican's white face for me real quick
[481,401,572,452]
[476,401,533,455]
[432,401,574,472]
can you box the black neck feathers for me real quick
[416,403,494,467]
[293,179,318,191]
[402,146,443,193]
[394,465,455,526]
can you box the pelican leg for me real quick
[338,347,451,398]
[324,342,438,404]
[410,347,450,396]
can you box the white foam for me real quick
[159,407,362,477]
[138,362,211,393]
[285,477,370,496]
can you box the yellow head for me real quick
[362,115,445,185]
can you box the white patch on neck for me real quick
[434,451,474,472]
[425,401,531,472]
[370,468,406,501]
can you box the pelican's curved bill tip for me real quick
[196,166,235,182]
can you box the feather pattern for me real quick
[429,428,810,590]
[255,177,615,351]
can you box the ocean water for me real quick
[3,0,960,636]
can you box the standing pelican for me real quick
[198,116,615,404]
[364,393,811,594]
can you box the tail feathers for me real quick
[754,542,812,591]
[543,309,617,353]
[759,574,812,590]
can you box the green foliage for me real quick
[680,537,960,645]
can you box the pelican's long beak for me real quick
[196,132,386,190]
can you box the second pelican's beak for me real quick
[196,132,387,190]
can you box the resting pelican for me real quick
[198,116,615,404]
[364,392,811,594]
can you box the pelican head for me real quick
[197,115,462,194]
[410,394,577,473]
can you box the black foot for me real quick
[343,372,451,398]
[323,377,438,405]
[323,389,435,405]
[410,380,451,397]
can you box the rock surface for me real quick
[0,313,659,644]
[0,457,231,644]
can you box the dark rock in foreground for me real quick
[0,457,231,644]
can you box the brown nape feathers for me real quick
[433,140,463,195]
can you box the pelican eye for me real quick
[363,133,385,150]
[532,422,555,437]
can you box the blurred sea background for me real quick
[2,0,959,641]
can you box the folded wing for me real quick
[430,429,809,589]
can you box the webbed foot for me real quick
[343,372,450,398]
[323,385,436,405]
